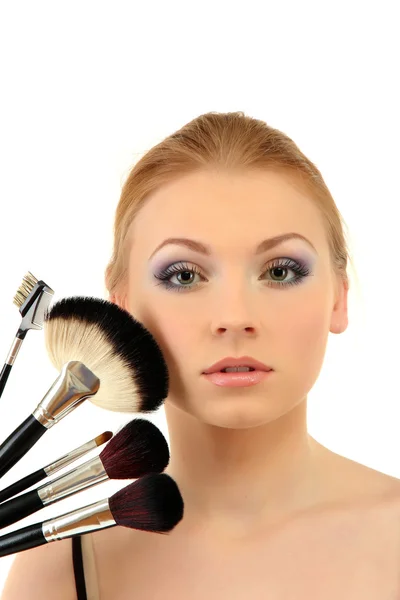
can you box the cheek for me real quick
[126,295,193,371]
[155,315,193,357]
[268,283,332,353]
[275,300,331,392]
[290,307,330,349]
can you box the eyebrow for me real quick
[149,232,317,260]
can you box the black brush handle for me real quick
[0,364,12,399]
[0,522,47,557]
[0,489,44,529]
[0,467,46,503]
[0,415,47,479]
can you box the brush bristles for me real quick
[101,418,170,479]
[43,296,169,413]
[13,271,38,308]
[95,431,113,446]
[109,473,184,533]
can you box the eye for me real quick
[154,262,203,292]
[154,258,312,292]
[263,258,312,287]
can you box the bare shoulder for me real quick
[335,450,400,503]
[314,438,400,503]
[89,525,157,599]
[91,521,152,564]
[1,538,76,600]
[321,445,400,533]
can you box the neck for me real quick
[163,398,331,540]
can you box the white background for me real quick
[0,0,399,594]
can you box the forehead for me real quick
[129,169,328,254]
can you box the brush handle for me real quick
[0,468,46,503]
[0,489,44,529]
[0,364,12,399]
[0,415,46,479]
[0,331,27,400]
[0,522,46,557]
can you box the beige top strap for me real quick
[81,534,101,600]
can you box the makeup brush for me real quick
[0,473,184,557]
[43,296,169,413]
[0,272,54,399]
[0,431,113,504]
[0,418,170,528]
[0,294,169,480]
[0,361,100,480]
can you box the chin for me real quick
[176,395,287,429]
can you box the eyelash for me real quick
[153,258,312,293]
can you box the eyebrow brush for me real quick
[0,272,54,399]
[0,431,113,504]
[0,418,170,528]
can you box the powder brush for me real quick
[0,473,184,557]
[0,418,170,528]
[0,431,113,504]
[0,272,54,399]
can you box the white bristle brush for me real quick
[43,296,169,413]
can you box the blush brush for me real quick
[0,472,184,557]
[0,431,113,504]
[0,272,54,399]
[0,418,170,528]
[0,295,169,480]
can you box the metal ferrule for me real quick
[43,438,98,477]
[32,361,100,429]
[19,284,54,332]
[38,455,108,505]
[5,337,24,365]
[42,498,115,541]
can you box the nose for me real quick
[212,322,257,336]
[209,288,260,337]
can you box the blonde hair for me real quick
[105,111,357,298]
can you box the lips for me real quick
[203,356,272,375]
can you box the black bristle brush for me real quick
[0,473,184,557]
[0,431,113,504]
[0,296,169,480]
[0,272,54,399]
[0,418,170,528]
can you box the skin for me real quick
[112,167,350,542]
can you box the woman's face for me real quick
[118,168,348,429]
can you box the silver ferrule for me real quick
[32,361,100,428]
[43,437,98,477]
[5,337,24,365]
[38,455,108,505]
[42,498,114,541]
[20,285,54,332]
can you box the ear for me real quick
[109,292,129,312]
[330,275,349,334]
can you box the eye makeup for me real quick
[152,254,315,293]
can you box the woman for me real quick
[3,111,400,599]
